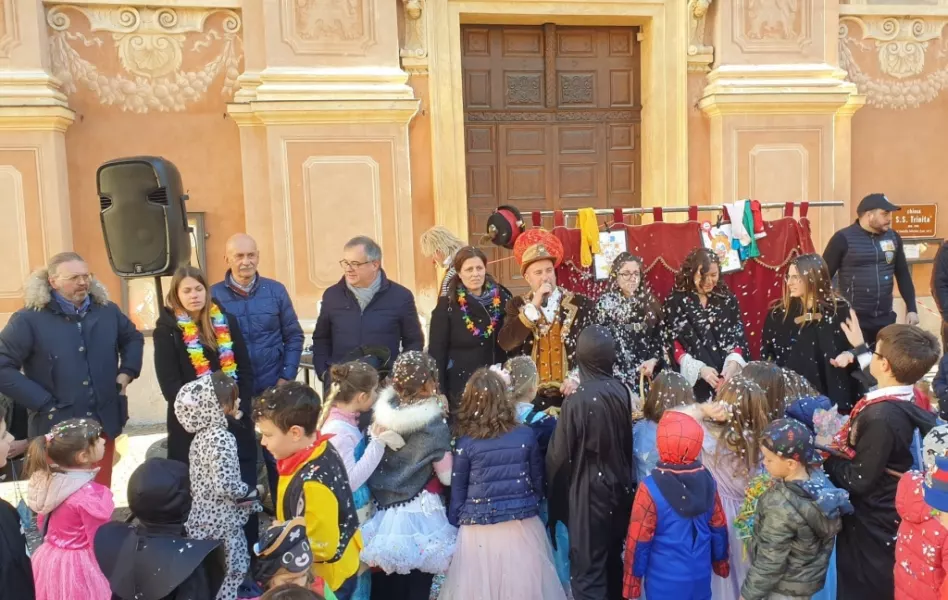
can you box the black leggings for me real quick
[370,570,434,600]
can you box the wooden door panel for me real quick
[462,24,641,289]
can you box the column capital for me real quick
[699,64,860,117]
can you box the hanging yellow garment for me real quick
[577,208,601,268]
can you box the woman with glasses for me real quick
[593,252,664,399]
[428,246,513,412]
[662,247,749,401]
[761,253,866,413]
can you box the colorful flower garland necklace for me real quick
[457,281,503,339]
[177,303,238,380]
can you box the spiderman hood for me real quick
[651,411,716,518]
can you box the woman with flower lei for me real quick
[153,266,256,466]
[428,246,512,413]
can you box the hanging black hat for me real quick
[342,344,393,379]
[485,205,525,249]
[254,517,313,585]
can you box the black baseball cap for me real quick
[857,193,900,215]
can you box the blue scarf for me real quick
[52,291,90,316]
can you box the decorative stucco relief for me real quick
[0,0,20,58]
[46,5,243,113]
[839,16,948,109]
[688,0,713,72]
[281,0,376,55]
[735,0,811,52]
[400,0,427,74]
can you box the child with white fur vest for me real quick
[361,351,456,600]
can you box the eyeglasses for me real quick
[339,260,372,271]
[63,273,93,283]
[616,272,641,281]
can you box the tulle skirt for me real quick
[32,542,111,600]
[438,516,568,600]
[360,491,457,575]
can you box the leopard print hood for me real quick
[174,377,227,434]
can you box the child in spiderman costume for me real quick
[622,411,730,600]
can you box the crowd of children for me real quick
[4,319,948,600]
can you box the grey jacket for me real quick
[367,388,451,508]
[741,473,850,600]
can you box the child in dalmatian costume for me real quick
[175,373,261,600]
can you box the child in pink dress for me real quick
[25,418,114,600]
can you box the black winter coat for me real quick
[0,273,144,439]
[428,283,511,409]
[0,498,33,599]
[153,304,256,464]
[932,242,948,322]
[593,290,664,393]
[825,398,936,600]
[761,300,864,414]
[662,288,749,400]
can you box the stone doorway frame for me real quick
[427,0,690,238]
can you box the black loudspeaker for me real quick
[98,156,191,278]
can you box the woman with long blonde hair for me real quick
[761,253,864,413]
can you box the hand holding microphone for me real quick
[532,282,553,309]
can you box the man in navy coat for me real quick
[311,236,424,390]
[0,252,143,488]
[212,233,304,496]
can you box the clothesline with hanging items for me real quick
[484,200,844,358]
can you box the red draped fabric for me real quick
[545,209,816,359]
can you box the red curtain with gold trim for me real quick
[546,210,816,358]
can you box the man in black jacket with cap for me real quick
[823,193,919,345]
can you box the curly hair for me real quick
[674,247,727,295]
[455,368,517,439]
[609,252,663,329]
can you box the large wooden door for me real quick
[462,24,642,293]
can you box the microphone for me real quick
[541,292,551,308]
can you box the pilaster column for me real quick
[698,0,862,249]
[0,0,75,321]
[229,0,420,319]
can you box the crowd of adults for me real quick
[0,191,943,600]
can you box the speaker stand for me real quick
[154,276,164,305]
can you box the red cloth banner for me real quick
[549,215,816,358]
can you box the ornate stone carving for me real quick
[0,0,20,58]
[839,16,948,109]
[559,74,593,104]
[735,0,811,52]
[46,5,242,113]
[282,0,376,55]
[688,0,714,72]
[400,0,427,75]
[506,74,542,105]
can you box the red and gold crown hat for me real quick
[513,228,564,275]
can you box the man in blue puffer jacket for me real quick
[212,233,304,496]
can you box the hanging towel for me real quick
[577,208,601,268]
[750,200,766,239]
[725,200,752,249]
[741,202,761,259]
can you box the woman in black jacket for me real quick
[761,253,864,413]
[428,246,512,412]
[594,252,664,397]
[153,266,258,545]
[663,247,749,401]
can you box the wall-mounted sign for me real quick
[892,204,937,238]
